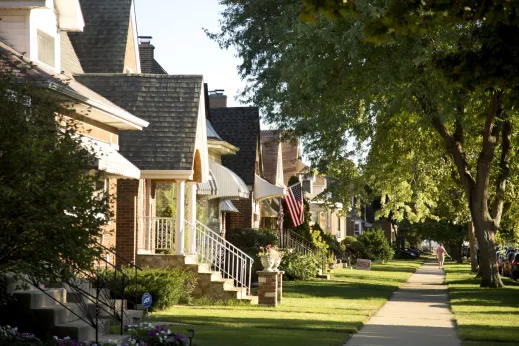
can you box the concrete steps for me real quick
[138,254,257,303]
[7,280,145,343]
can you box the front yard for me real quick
[444,262,519,346]
[150,260,423,346]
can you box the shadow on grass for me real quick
[445,263,519,344]
[151,313,362,333]
[283,281,397,300]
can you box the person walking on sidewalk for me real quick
[437,244,451,269]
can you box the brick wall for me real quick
[225,194,253,231]
[139,44,154,73]
[101,178,117,253]
[209,94,227,108]
[116,179,142,265]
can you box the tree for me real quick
[210,0,519,287]
[0,75,111,303]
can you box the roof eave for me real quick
[47,82,149,130]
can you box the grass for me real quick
[444,262,519,346]
[148,259,423,346]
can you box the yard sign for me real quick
[356,259,372,271]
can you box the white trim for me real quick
[140,170,194,180]
[53,83,149,130]
[192,79,209,183]
[129,0,141,73]
[55,0,84,32]
[0,1,48,8]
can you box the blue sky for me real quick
[134,0,245,107]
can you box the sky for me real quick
[134,0,245,107]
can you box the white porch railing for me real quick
[138,217,175,252]
[186,220,254,297]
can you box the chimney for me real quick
[209,89,227,108]
[138,36,154,73]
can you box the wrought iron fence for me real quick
[138,216,175,251]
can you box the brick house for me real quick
[209,92,285,231]
[0,0,148,256]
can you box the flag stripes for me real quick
[283,182,304,227]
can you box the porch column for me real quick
[175,180,186,255]
[187,183,197,255]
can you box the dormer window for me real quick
[37,30,55,67]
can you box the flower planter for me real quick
[260,255,282,272]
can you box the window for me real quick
[354,223,362,236]
[37,30,55,67]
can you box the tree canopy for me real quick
[0,75,111,303]
[210,0,519,286]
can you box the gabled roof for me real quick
[210,107,260,186]
[68,0,133,73]
[0,40,147,130]
[75,74,204,171]
[282,139,300,186]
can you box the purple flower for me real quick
[176,333,187,342]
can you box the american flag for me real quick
[284,182,304,227]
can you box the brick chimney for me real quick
[138,36,155,73]
[209,89,227,108]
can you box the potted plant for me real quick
[258,244,284,272]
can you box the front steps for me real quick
[2,281,144,342]
[138,254,257,303]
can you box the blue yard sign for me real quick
[142,292,152,308]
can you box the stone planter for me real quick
[260,255,281,272]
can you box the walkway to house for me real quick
[345,259,461,346]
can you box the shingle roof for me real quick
[68,0,132,73]
[74,74,203,171]
[210,107,260,185]
[0,40,145,129]
[261,130,280,185]
[152,59,168,74]
[60,32,84,75]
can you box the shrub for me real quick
[226,228,278,279]
[342,236,367,261]
[102,266,196,311]
[280,252,320,280]
[359,228,394,262]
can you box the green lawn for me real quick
[444,262,519,346]
[149,260,423,346]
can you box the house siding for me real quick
[0,11,29,55]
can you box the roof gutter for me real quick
[46,82,149,130]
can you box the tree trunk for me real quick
[472,219,503,287]
[468,222,478,272]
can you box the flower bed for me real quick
[0,323,191,346]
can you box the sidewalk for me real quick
[345,259,461,346]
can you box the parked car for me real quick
[512,253,519,281]
[502,252,517,278]
[394,248,418,260]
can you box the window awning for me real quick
[254,174,286,201]
[80,137,140,179]
[208,160,249,200]
[197,170,218,196]
[261,199,279,217]
[220,200,239,213]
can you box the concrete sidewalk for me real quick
[344,260,461,346]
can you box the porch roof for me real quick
[207,160,249,200]
[197,170,218,196]
[254,174,286,202]
[220,200,239,213]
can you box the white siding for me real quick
[0,11,30,54]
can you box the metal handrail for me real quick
[186,220,254,297]
[281,229,327,273]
